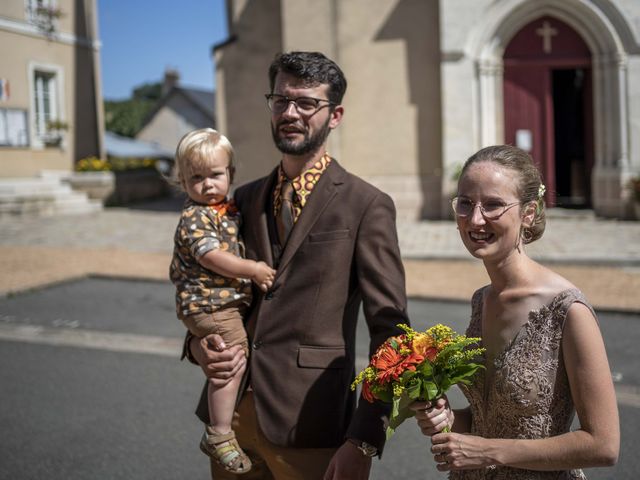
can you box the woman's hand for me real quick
[410,396,454,436]
[431,432,496,471]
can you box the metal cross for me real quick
[536,20,558,54]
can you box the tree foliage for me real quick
[104,82,163,138]
[132,82,163,101]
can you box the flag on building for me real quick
[0,79,9,101]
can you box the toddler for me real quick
[170,128,275,474]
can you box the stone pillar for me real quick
[592,52,635,218]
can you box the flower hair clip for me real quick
[538,184,546,199]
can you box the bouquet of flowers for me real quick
[351,323,485,439]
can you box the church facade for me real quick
[214,0,640,219]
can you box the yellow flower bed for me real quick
[75,156,157,172]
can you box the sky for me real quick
[98,0,229,100]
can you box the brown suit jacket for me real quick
[195,159,409,452]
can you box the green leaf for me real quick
[386,425,396,440]
[386,391,417,440]
[439,378,453,393]
[446,364,483,385]
[418,361,433,376]
[374,387,393,403]
[385,410,417,440]
[391,395,401,419]
[397,391,415,414]
[401,369,416,382]
[406,379,421,400]
[422,381,438,401]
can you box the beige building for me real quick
[214,0,640,219]
[136,70,215,154]
[0,0,103,178]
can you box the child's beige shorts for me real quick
[181,306,249,356]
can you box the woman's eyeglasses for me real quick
[451,196,521,220]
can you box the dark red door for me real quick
[503,16,592,207]
[504,65,551,188]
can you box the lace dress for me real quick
[451,288,594,480]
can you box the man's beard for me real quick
[271,117,331,156]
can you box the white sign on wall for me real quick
[515,129,532,152]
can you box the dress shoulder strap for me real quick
[468,286,489,337]
[551,288,597,327]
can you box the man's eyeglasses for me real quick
[265,94,336,115]
[451,196,521,220]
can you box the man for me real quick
[186,51,409,479]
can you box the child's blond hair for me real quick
[172,128,235,189]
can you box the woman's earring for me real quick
[516,226,523,253]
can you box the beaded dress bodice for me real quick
[450,288,594,480]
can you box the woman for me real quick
[412,145,619,479]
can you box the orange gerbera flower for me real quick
[373,342,424,384]
[424,346,438,361]
[362,379,376,403]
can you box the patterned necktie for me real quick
[277,180,295,245]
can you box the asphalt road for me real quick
[0,277,636,479]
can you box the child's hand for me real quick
[252,261,276,292]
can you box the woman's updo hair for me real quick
[460,145,546,244]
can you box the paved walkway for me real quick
[1,202,639,311]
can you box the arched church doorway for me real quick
[503,16,593,208]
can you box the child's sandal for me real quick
[200,428,252,474]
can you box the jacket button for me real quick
[252,341,262,350]
[264,291,274,300]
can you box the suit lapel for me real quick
[252,169,278,267]
[276,160,346,275]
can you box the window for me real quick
[26,0,54,21]
[29,63,65,147]
[34,70,57,138]
[25,0,60,34]
[0,109,29,147]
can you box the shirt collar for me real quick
[273,153,332,216]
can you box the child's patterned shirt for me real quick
[170,198,252,318]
